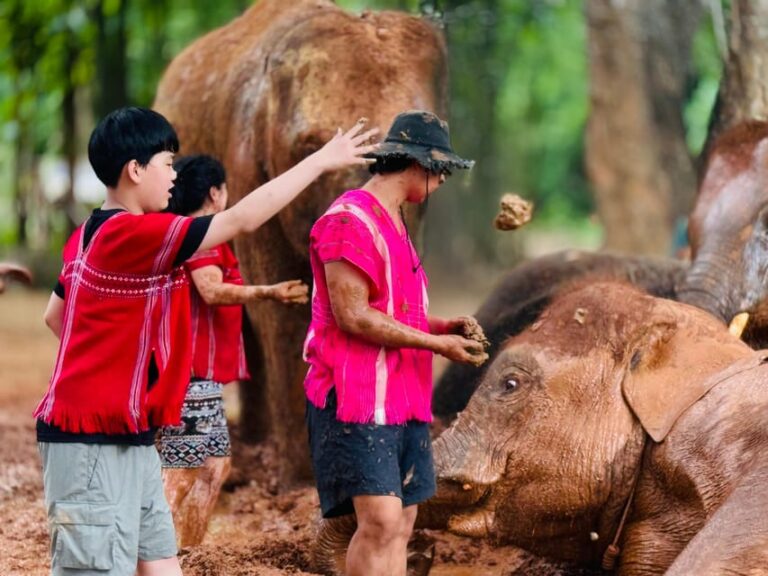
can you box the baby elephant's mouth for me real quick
[431,479,496,538]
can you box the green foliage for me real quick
[684,13,722,155]
[492,0,590,222]
[0,0,726,262]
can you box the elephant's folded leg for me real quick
[664,460,768,576]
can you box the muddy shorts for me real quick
[306,388,436,518]
[157,378,231,468]
[38,442,177,575]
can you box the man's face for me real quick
[138,151,177,212]
[406,166,448,203]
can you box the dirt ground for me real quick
[0,287,590,576]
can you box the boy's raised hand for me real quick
[314,119,380,172]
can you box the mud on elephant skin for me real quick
[431,281,768,575]
[153,0,447,481]
[433,251,686,418]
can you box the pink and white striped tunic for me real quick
[303,189,432,425]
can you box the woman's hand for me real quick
[312,119,380,172]
[267,279,309,304]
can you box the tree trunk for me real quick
[585,0,702,256]
[61,31,79,237]
[707,0,768,143]
[94,0,128,118]
[13,123,29,247]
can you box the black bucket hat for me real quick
[366,110,474,173]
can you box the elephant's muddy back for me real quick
[153,0,336,155]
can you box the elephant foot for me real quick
[407,531,436,576]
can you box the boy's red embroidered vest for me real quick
[34,212,194,434]
[186,243,250,384]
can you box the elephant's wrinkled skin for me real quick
[436,121,768,418]
[153,0,447,480]
[433,251,686,417]
[432,282,768,575]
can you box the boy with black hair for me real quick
[36,106,377,576]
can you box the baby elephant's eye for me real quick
[505,378,519,391]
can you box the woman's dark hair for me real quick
[88,107,179,188]
[167,155,227,216]
[368,154,418,175]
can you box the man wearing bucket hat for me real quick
[303,110,487,576]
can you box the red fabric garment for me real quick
[34,212,194,434]
[185,243,249,384]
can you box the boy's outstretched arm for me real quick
[198,121,378,251]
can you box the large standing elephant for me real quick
[153,0,447,481]
[435,120,768,417]
[432,281,768,575]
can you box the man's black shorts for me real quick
[306,389,436,518]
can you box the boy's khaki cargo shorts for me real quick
[39,442,177,575]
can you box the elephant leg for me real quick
[240,312,270,440]
[312,515,436,576]
[254,302,313,483]
[312,515,358,575]
[617,518,691,576]
[664,460,768,576]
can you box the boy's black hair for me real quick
[167,155,227,216]
[368,154,417,175]
[88,107,180,188]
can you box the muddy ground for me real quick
[0,288,593,576]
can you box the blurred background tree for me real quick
[0,0,732,282]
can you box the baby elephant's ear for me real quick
[620,321,738,442]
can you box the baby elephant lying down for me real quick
[318,281,768,576]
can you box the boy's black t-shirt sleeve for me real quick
[54,281,65,299]
[174,215,214,266]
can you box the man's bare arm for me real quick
[325,261,486,365]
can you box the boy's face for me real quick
[137,151,177,212]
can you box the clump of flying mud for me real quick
[494,194,533,231]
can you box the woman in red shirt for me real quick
[159,155,308,547]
